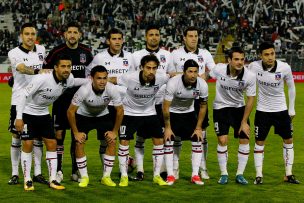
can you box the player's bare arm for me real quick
[238,96,255,138]
[67,103,86,143]
[163,99,175,141]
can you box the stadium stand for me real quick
[0,0,303,68]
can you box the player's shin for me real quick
[237,143,250,175]
[283,143,294,176]
[11,137,21,176]
[191,141,203,177]
[254,143,264,177]
[118,144,129,176]
[21,151,32,182]
[46,151,58,181]
[135,136,145,173]
[76,156,88,178]
[217,144,228,175]
[103,154,115,177]
[152,144,164,176]
[33,140,43,176]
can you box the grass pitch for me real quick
[0,83,304,203]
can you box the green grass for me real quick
[1,83,304,203]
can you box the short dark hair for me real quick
[90,65,108,77]
[228,46,245,59]
[145,24,160,35]
[21,23,36,34]
[140,54,160,68]
[183,26,199,37]
[259,41,275,54]
[66,22,80,31]
[106,28,123,40]
[55,54,72,66]
[183,59,199,72]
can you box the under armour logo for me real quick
[23,58,28,61]
[105,62,110,65]
[180,58,185,61]
[258,73,263,76]
[46,88,52,92]
[88,99,93,103]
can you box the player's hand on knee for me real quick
[192,128,203,142]
[164,128,175,141]
[238,121,250,138]
[15,119,24,134]
[75,132,86,143]
[105,131,116,144]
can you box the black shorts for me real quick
[8,105,18,134]
[20,114,55,140]
[119,115,163,140]
[52,93,73,130]
[76,114,113,140]
[170,112,200,141]
[213,106,249,139]
[194,99,209,129]
[254,110,292,141]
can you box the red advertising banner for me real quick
[292,72,304,82]
[0,73,12,83]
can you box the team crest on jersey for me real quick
[193,90,199,97]
[160,55,166,63]
[103,96,110,103]
[123,59,129,66]
[38,53,44,61]
[238,80,245,87]
[80,53,86,63]
[275,72,282,80]
[197,55,204,63]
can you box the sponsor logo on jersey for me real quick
[160,55,166,63]
[80,53,86,63]
[275,72,282,80]
[123,59,129,66]
[38,53,44,61]
[198,55,204,63]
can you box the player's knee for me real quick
[283,138,293,144]
[45,139,57,151]
[22,140,34,153]
[217,135,228,146]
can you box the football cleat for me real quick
[56,171,64,183]
[79,176,89,187]
[254,176,263,185]
[153,175,168,186]
[119,176,128,187]
[284,175,300,184]
[8,175,19,185]
[24,180,34,191]
[166,175,176,185]
[33,174,49,185]
[235,175,248,185]
[191,175,204,185]
[173,169,179,180]
[218,175,228,185]
[200,170,210,180]
[129,171,144,181]
[128,156,136,173]
[50,180,65,190]
[101,176,116,187]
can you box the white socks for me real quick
[191,142,203,177]
[77,156,88,178]
[46,151,57,182]
[283,143,294,176]
[11,137,21,176]
[152,145,164,177]
[33,140,43,176]
[254,143,264,177]
[118,144,129,177]
[103,154,115,177]
[236,144,250,175]
[217,145,228,175]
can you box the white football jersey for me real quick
[8,45,46,105]
[117,71,169,116]
[16,71,88,119]
[132,48,174,104]
[171,46,215,74]
[210,63,256,109]
[72,82,122,117]
[247,60,295,113]
[165,74,208,113]
[88,49,134,105]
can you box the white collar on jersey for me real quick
[107,48,124,57]
[184,46,199,54]
[146,47,160,54]
[226,64,245,80]
[262,60,278,72]
[18,44,37,53]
